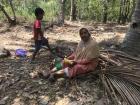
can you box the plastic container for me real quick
[54,57,62,70]
[15,49,27,57]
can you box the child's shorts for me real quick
[34,38,48,51]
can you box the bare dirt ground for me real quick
[0,21,128,105]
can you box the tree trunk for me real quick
[70,0,76,21]
[121,0,140,56]
[122,0,130,24]
[118,0,123,24]
[118,0,130,24]
[9,0,16,21]
[128,0,136,21]
[58,0,66,26]
[102,0,108,23]
[0,2,16,25]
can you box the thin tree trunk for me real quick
[118,0,130,24]
[9,0,16,21]
[0,3,15,25]
[0,1,16,25]
[121,0,140,56]
[128,0,136,21]
[102,0,108,23]
[58,0,66,26]
[70,0,76,21]
[122,0,130,24]
[118,0,123,24]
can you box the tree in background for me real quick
[102,0,109,23]
[128,0,136,21]
[0,0,136,24]
[9,0,16,22]
[122,0,140,56]
[0,0,16,25]
[70,0,77,21]
[58,0,66,25]
[118,0,131,24]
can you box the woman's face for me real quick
[80,30,90,42]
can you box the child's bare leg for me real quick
[31,50,39,61]
[31,40,41,61]
[52,70,66,79]
[42,38,52,52]
[31,53,36,61]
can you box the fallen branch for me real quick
[99,54,121,66]
[100,49,140,62]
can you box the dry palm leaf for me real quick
[99,49,140,105]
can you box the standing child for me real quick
[31,7,52,61]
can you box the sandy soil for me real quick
[0,21,128,105]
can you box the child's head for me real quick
[35,7,44,20]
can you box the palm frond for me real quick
[99,49,140,105]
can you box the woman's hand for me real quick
[63,58,77,66]
[69,60,77,67]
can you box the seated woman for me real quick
[39,28,100,80]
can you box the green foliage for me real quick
[0,0,136,23]
[0,0,59,22]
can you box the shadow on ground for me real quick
[0,39,103,105]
